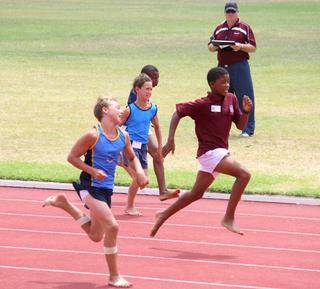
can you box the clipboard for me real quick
[211,40,236,46]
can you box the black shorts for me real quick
[72,181,113,208]
[89,186,113,208]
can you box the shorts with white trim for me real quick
[72,181,113,208]
[197,148,230,178]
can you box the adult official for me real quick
[208,1,256,137]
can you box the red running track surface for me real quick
[0,186,320,289]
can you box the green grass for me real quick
[0,0,319,196]
[0,161,318,197]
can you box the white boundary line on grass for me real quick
[1,179,320,206]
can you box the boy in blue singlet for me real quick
[122,73,162,215]
[125,65,180,202]
[43,97,148,288]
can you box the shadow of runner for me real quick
[150,247,238,261]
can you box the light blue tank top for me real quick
[81,124,125,190]
[125,102,157,144]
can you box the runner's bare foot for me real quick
[109,275,132,288]
[42,194,68,208]
[124,207,142,216]
[150,210,165,237]
[221,217,244,235]
[159,189,180,201]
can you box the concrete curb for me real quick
[1,179,319,206]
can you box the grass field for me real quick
[0,0,319,196]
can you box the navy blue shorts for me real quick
[123,143,148,169]
[72,181,113,208]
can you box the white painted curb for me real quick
[1,179,319,206]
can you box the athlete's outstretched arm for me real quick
[151,114,163,162]
[235,95,252,130]
[162,112,181,157]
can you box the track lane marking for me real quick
[0,245,319,273]
[0,197,319,221]
[0,211,319,237]
[0,264,280,289]
[0,227,319,254]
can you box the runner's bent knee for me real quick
[238,168,251,182]
[105,221,119,236]
[89,232,104,243]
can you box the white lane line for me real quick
[0,264,279,289]
[0,212,69,219]
[0,197,319,221]
[1,245,319,273]
[0,227,319,254]
[121,220,320,237]
[1,211,319,237]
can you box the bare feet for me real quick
[150,210,165,237]
[43,194,90,233]
[159,189,180,201]
[109,275,132,288]
[124,207,142,216]
[221,217,244,235]
[43,194,68,208]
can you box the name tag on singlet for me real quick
[132,140,142,149]
[211,105,221,113]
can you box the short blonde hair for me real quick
[93,96,117,121]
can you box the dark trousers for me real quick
[220,60,255,135]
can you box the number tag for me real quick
[211,105,221,112]
[132,141,142,149]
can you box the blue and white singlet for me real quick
[80,124,126,190]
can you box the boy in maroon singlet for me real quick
[151,67,252,237]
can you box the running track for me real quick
[0,186,319,289]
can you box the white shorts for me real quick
[197,148,230,178]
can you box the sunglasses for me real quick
[226,10,237,14]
